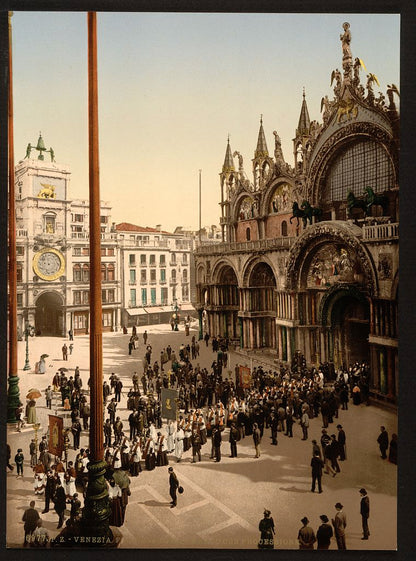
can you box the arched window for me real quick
[73,264,81,282]
[43,212,56,234]
[281,220,288,237]
[325,139,394,202]
[246,227,251,241]
[101,264,107,281]
[82,264,89,282]
[107,264,115,281]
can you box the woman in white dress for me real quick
[166,420,176,452]
[175,426,184,462]
[33,462,46,495]
[64,461,77,498]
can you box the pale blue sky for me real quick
[12,12,400,231]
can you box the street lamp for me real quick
[172,298,179,331]
[23,323,35,371]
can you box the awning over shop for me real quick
[126,308,148,316]
[144,307,164,313]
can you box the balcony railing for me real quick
[17,228,28,237]
[195,236,296,255]
[362,222,399,241]
[170,278,178,284]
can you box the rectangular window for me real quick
[107,289,115,303]
[151,288,156,305]
[150,269,156,282]
[141,270,147,283]
[102,312,112,327]
[74,314,87,330]
[129,254,136,266]
[150,254,156,265]
[100,215,108,224]
[101,248,106,256]
[141,288,147,306]
[102,290,107,303]
[73,268,82,282]
[73,247,81,256]
[107,266,115,281]
[140,254,146,265]
[160,269,166,282]
[107,248,114,256]
[82,247,90,256]
[82,291,90,304]
[73,291,81,305]
[130,269,136,282]
[160,254,166,266]
[17,293,23,306]
[130,289,137,307]
[161,287,168,305]
[17,266,23,282]
[16,246,25,256]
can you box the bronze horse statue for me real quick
[364,186,389,215]
[347,190,368,217]
[290,202,307,227]
[301,201,322,224]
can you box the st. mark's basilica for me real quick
[194,22,399,406]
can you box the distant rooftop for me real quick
[116,222,172,235]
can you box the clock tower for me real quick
[15,135,120,337]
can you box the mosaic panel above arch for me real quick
[306,244,364,289]
[269,182,294,214]
[237,196,256,220]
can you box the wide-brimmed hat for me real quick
[301,517,309,525]
[335,502,343,509]
[320,515,329,523]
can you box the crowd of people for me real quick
[8,328,397,548]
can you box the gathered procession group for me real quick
[7,326,397,548]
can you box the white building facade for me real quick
[116,223,193,328]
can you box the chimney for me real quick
[156,224,162,232]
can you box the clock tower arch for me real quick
[34,291,64,336]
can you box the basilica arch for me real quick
[35,291,64,336]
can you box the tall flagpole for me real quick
[80,12,112,544]
[198,169,202,244]
[7,11,20,423]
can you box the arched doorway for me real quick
[245,262,277,349]
[35,292,64,336]
[321,286,370,367]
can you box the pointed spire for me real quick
[296,89,311,137]
[255,115,269,158]
[222,136,235,173]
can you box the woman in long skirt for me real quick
[130,438,142,476]
[108,479,123,527]
[258,509,275,549]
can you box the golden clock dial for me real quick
[33,248,65,281]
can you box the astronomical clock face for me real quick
[33,248,65,281]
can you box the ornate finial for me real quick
[260,114,263,125]
[340,22,353,81]
[303,87,305,99]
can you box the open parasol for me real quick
[58,367,69,372]
[26,388,42,400]
[40,354,49,359]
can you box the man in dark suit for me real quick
[377,426,389,459]
[43,470,56,513]
[53,480,67,528]
[168,466,179,508]
[213,427,222,462]
[316,514,333,549]
[332,502,347,549]
[359,488,370,539]
[22,500,40,546]
[311,452,324,493]
[337,424,346,460]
